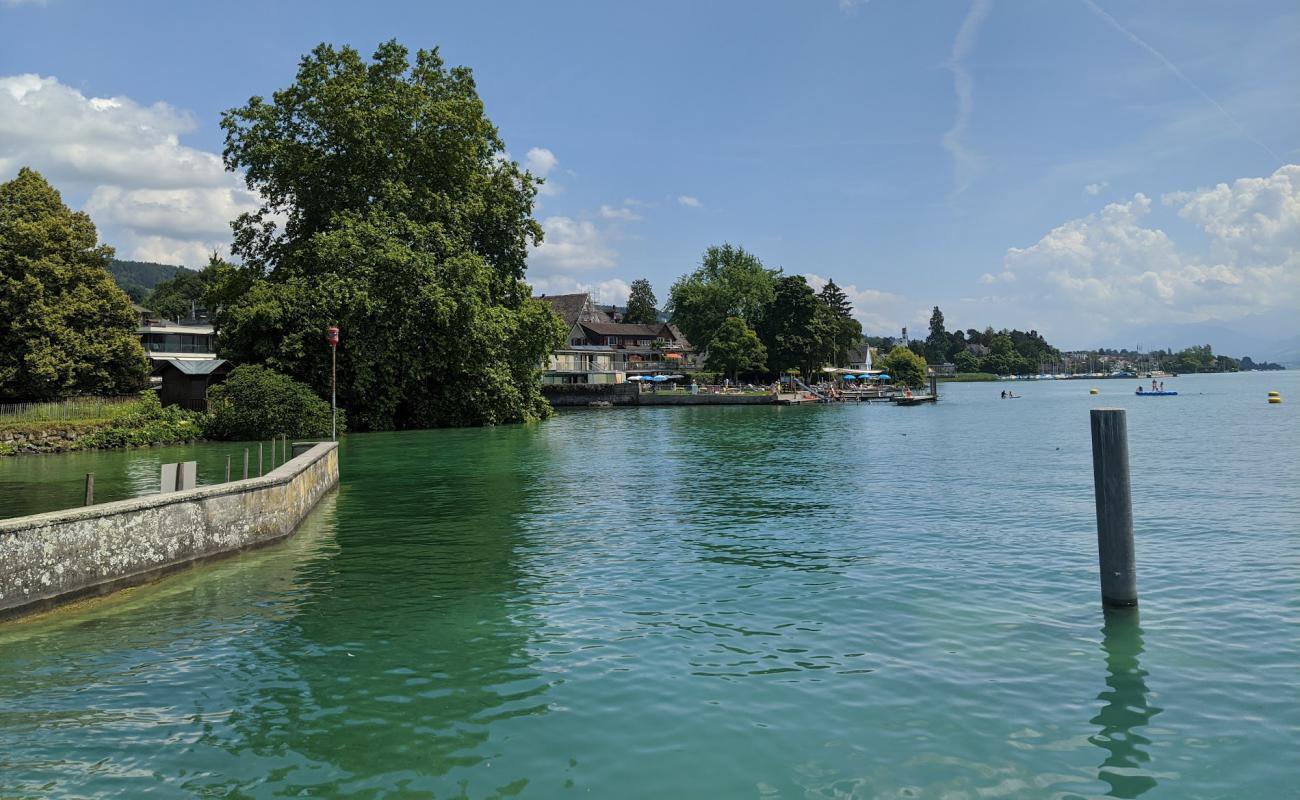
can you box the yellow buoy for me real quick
[1089,388,1099,395]
[1268,390,1280,396]
[1268,396,1282,404]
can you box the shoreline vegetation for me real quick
[1,40,1287,451]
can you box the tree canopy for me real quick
[216,41,564,430]
[623,278,658,324]
[666,244,778,351]
[755,275,822,377]
[0,168,147,401]
[881,346,927,388]
[705,316,767,380]
[815,280,862,367]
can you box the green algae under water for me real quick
[1,373,1298,798]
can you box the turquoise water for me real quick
[1,372,1297,798]
[0,438,293,519]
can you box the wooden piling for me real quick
[1090,408,1138,607]
[225,454,231,482]
[243,448,249,480]
[258,442,263,477]
[84,473,94,506]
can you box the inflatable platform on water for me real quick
[1136,390,1178,396]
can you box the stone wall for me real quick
[0,441,339,619]
[0,423,106,454]
[542,383,641,406]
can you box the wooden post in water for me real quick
[1090,408,1138,607]
[84,473,94,506]
[225,454,231,483]
[243,448,249,480]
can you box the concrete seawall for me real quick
[0,441,339,620]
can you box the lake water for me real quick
[1,373,1297,798]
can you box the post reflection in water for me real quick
[1090,607,1162,798]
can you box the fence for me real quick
[0,396,140,423]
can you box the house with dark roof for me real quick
[534,292,698,384]
[534,293,608,329]
[154,358,231,411]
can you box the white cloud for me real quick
[677,195,702,208]
[524,147,562,196]
[941,0,993,200]
[530,275,633,305]
[0,73,259,265]
[803,273,905,334]
[599,204,641,221]
[1085,181,1109,195]
[524,147,557,177]
[528,215,618,272]
[992,164,1300,340]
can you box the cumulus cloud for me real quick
[991,164,1300,339]
[524,147,562,196]
[528,215,618,272]
[803,273,905,334]
[1085,181,1109,195]
[0,74,259,265]
[677,195,702,208]
[529,275,632,305]
[599,204,641,221]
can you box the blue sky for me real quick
[2,0,1297,348]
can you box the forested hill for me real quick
[108,259,190,302]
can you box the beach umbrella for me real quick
[650,375,669,382]
[857,374,873,380]
[877,373,891,380]
[843,374,857,381]
[627,375,647,381]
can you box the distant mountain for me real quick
[1103,311,1300,366]
[108,259,193,303]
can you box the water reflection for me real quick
[1090,608,1161,798]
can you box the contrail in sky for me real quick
[942,0,994,200]
[1081,0,1282,165]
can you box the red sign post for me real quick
[327,327,339,440]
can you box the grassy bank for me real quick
[0,395,203,456]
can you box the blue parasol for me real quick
[877,373,891,380]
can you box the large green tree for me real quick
[623,278,658,324]
[216,41,564,430]
[755,275,822,377]
[816,279,862,367]
[0,168,148,401]
[925,305,948,365]
[881,345,927,389]
[666,243,778,351]
[705,316,767,380]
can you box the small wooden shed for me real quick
[155,358,232,411]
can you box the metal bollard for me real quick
[1090,408,1138,607]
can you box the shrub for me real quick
[205,365,341,440]
[81,392,202,449]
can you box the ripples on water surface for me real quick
[1,373,1297,798]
